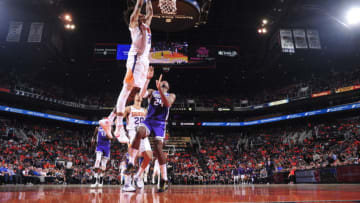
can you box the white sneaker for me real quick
[91,183,98,187]
[122,184,136,192]
[99,119,113,139]
[134,177,144,189]
[115,126,129,144]
[98,183,103,187]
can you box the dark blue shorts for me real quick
[140,119,166,140]
[96,145,110,158]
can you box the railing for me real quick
[14,87,101,110]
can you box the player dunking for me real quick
[99,0,153,143]
[125,74,176,192]
[91,125,112,187]
[122,92,153,192]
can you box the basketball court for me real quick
[1,184,360,202]
[1,1,360,203]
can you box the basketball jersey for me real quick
[146,91,170,122]
[97,127,110,147]
[126,106,147,130]
[128,23,152,60]
[238,167,245,175]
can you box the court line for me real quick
[221,200,360,203]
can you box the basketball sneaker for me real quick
[134,177,144,189]
[122,184,136,192]
[158,179,169,193]
[99,119,113,139]
[91,182,98,187]
[115,125,129,144]
[144,176,148,184]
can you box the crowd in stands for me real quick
[0,118,127,185]
[171,117,360,184]
[1,115,360,185]
[179,68,360,108]
[1,68,360,110]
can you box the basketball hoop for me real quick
[152,0,200,32]
[159,0,177,15]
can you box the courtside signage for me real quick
[1,102,360,127]
[202,102,360,127]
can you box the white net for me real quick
[159,0,177,15]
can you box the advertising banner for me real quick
[0,88,10,93]
[335,86,356,93]
[0,105,98,125]
[295,169,320,183]
[268,99,289,107]
[311,91,331,98]
[202,102,360,127]
[319,168,337,183]
[93,43,119,61]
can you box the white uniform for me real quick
[127,106,151,153]
[124,23,152,88]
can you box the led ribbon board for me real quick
[202,102,360,127]
[1,102,360,127]
[0,105,98,125]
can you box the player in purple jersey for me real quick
[91,125,112,187]
[125,74,175,192]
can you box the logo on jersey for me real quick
[131,112,146,117]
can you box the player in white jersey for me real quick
[122,92,153,192]
[99,0,153,144]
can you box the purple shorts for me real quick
[141,119,166,140]
[96,145,110,158]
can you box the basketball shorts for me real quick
[128,129,152,153]
[96,145,110,159]
[124,54,149,88]
[140,119,166,141]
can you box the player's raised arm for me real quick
[91,127,99,147]
[156,75,176,107]
[129,0,144,28]
[145,0,153,26]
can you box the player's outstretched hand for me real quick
[156,74,163,90]
[147,66,154,79]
